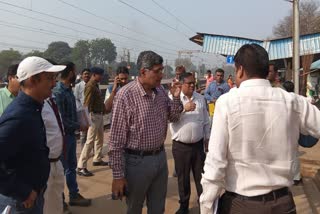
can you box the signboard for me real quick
[226,56,234,64]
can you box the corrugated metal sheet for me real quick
[203,35,262,56]
[201,33,320,60]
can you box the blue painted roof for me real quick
[197,33,320,60]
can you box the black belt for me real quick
[92,111,103,114]
[225,187,289,202]
[49,156,61,162]
[173,139,203,145]
[125,145,164,156]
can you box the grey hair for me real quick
[137,51,163,71]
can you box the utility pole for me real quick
[293,0,300,94]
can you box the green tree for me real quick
[273,0,320,38]
[0,49,22,78]
[24,50,44,58]
[90,38,117,66]
[44,41,72,63]
[72,40,91,70]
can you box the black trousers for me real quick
[172,139,205,209]
[218,191,296,214]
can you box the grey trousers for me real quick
[125,150,168,214]
[218,190,296,214]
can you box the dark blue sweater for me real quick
[0,91,50,201]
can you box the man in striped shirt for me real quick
[109,51,183,214]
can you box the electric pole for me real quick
[293,0,300,94]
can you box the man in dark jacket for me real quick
[0,56,65,213]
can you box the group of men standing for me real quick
[0,43,319,214]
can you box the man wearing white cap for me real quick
[0,56,65,214]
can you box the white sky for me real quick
[0,0,294,67]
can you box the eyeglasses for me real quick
[184,81,195,85]
[43,73,57,81]
[145,67,164,74]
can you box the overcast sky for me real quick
[0,0,293,67]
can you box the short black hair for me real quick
[137,51,163,71]
[207,70,212,74]
[116,66,129,75]
[175,65,185,72]
[60,62,75,79]
[283,81,294,92]
[179,72,193,82]
[7,64,19,79]
[215,68,224,74]
[234,44,269,78]
[81,68,90,74]
[269,62,278,72]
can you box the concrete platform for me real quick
[65,130,317,214]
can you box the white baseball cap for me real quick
[17,56,66,82]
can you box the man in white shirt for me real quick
[42,97,65,214]
[74,68,91,147]
[170,72,210,214]
[200,44,320,214]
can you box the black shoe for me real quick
[93,161,109,166]
[173,170,177,177]
[69,193,91,207]
[175,206,189,214]
[294,179,303,185]
[63,201,72,214]
[77,168,94,177]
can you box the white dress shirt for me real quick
[170,92,210,143]
[200,79,320,214]
[42,99,64,159]
[74,81,86,110]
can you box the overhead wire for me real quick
[0,41,45,50]
[0,1,179,53]
[117,0,190,38]
[56,0,184,50]
[151,0,196,34]
[0,8,179,58]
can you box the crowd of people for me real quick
[0,44,319,214]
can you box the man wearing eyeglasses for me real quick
[109,51,183,214]
[0,64,20,116]
[170,72,210,214]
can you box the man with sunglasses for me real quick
[170,72,210,214]
[109,51,183,214]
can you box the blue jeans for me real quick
[0,193,44,214]
[61,134,79,198]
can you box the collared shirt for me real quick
[200,79,320,214]
[170,92,210,143]
[0,87,15,116]
[42,98,63,159]
[53,81,79,135]
[74,81,86,110]
[104,85,113,102]
[84,79,105,113]
[109,79,183,179]
[206,76,215,88]
[0,91,50,201]
[204,80,230,102]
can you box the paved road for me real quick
[66,129,309,214]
